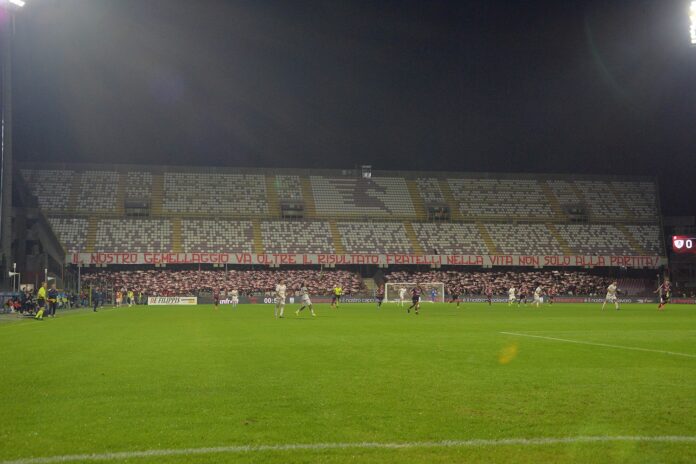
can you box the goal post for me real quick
[384,282,445,303]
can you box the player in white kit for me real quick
[295,282,316,317]
[398,287,407,307]
[275,281,286,319]
[230,289,239,308]
[602,281,620,311]
[533,286,543,308]
[508,287,516,306]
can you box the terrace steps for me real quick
[85,217,98,253]
[403,222,424,254]
[406,180,427,221]
[616,224,646,255]
[546,223,573,255]
[439,179,463,221]
[67,172,81,213]
[150,174,164,216]
[171,218,182,253]
[264,175,281,218]
[300,177,317,219]
[329,221,346,254]
[252,220,265,254]
[540,181,565,220]
[115,172,126,215]
[476,222,499,255]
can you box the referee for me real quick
[34,281,47,320]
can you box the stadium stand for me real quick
[48,217,89,253]
[162,172,268,215]
[416,178,446,204]
[95,219,172,252]
[81,269,365,295]
[261,221,335,253]
[573,181,626,219]
[125,171,153,200]
[447,178,553,219]
[20,164,666,262]
[337,222,413,253]
[77,170,119,213]
[310,176,416,218]
[275,175,303,201]
[180,220,253,252]
[386,270,618,296]
[412,222,488,254]
[21,169,74,211]
[611,181,658,219]
[555,224,634,255]
[486,224,565,255]
[625,224,664,255]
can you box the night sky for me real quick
[9,0,696,215]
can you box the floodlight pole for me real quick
[0,9,15,291]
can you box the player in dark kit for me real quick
[449,286,461,307]
[408,284,423,314]
[518,287,527,307]
[656,279,671,311]
[213,289,220,309]
[485,286,493,306]
[376,285,385,308]
[547,286,555,305]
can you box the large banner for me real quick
[70,252,667,269]
[148,296,198,305]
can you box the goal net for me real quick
[384,282,445,303]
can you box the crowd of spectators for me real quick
[4,289,86,315]
[385,270,652,296]
[80,269,365,296]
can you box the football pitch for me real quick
[1,303,695,464]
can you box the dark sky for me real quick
[9,0,696,215]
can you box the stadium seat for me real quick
[337,222,413,253]
[412,222,488,254]
[310,176,416,218]
[95,219,172,252]
[180,220,254,252]
[48,217,89,253]
[486,224,564,255]
[162,172,268,215]
[77,171,120,212]
[447,178,552,219]
[275,175,303,201]
[556,224,634,255]
[261,221,335,253]
[21,169,74,212]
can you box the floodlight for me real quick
[691,1,696,45]
[5,0,26,7]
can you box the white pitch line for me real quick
[500,332,696,359]
[2,436,696,464]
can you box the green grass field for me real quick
[1,302,695,463]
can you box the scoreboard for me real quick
[672,235,696,254]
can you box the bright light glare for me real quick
[8,0,26,7]
[691,1,696,44]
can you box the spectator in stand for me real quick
[81,269,366,297]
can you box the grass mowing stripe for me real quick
[500,332,696,359]
[3,436,696,464]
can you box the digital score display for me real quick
[672,235,696,254]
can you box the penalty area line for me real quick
[2,436,696,464]
[500,332,696,359]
